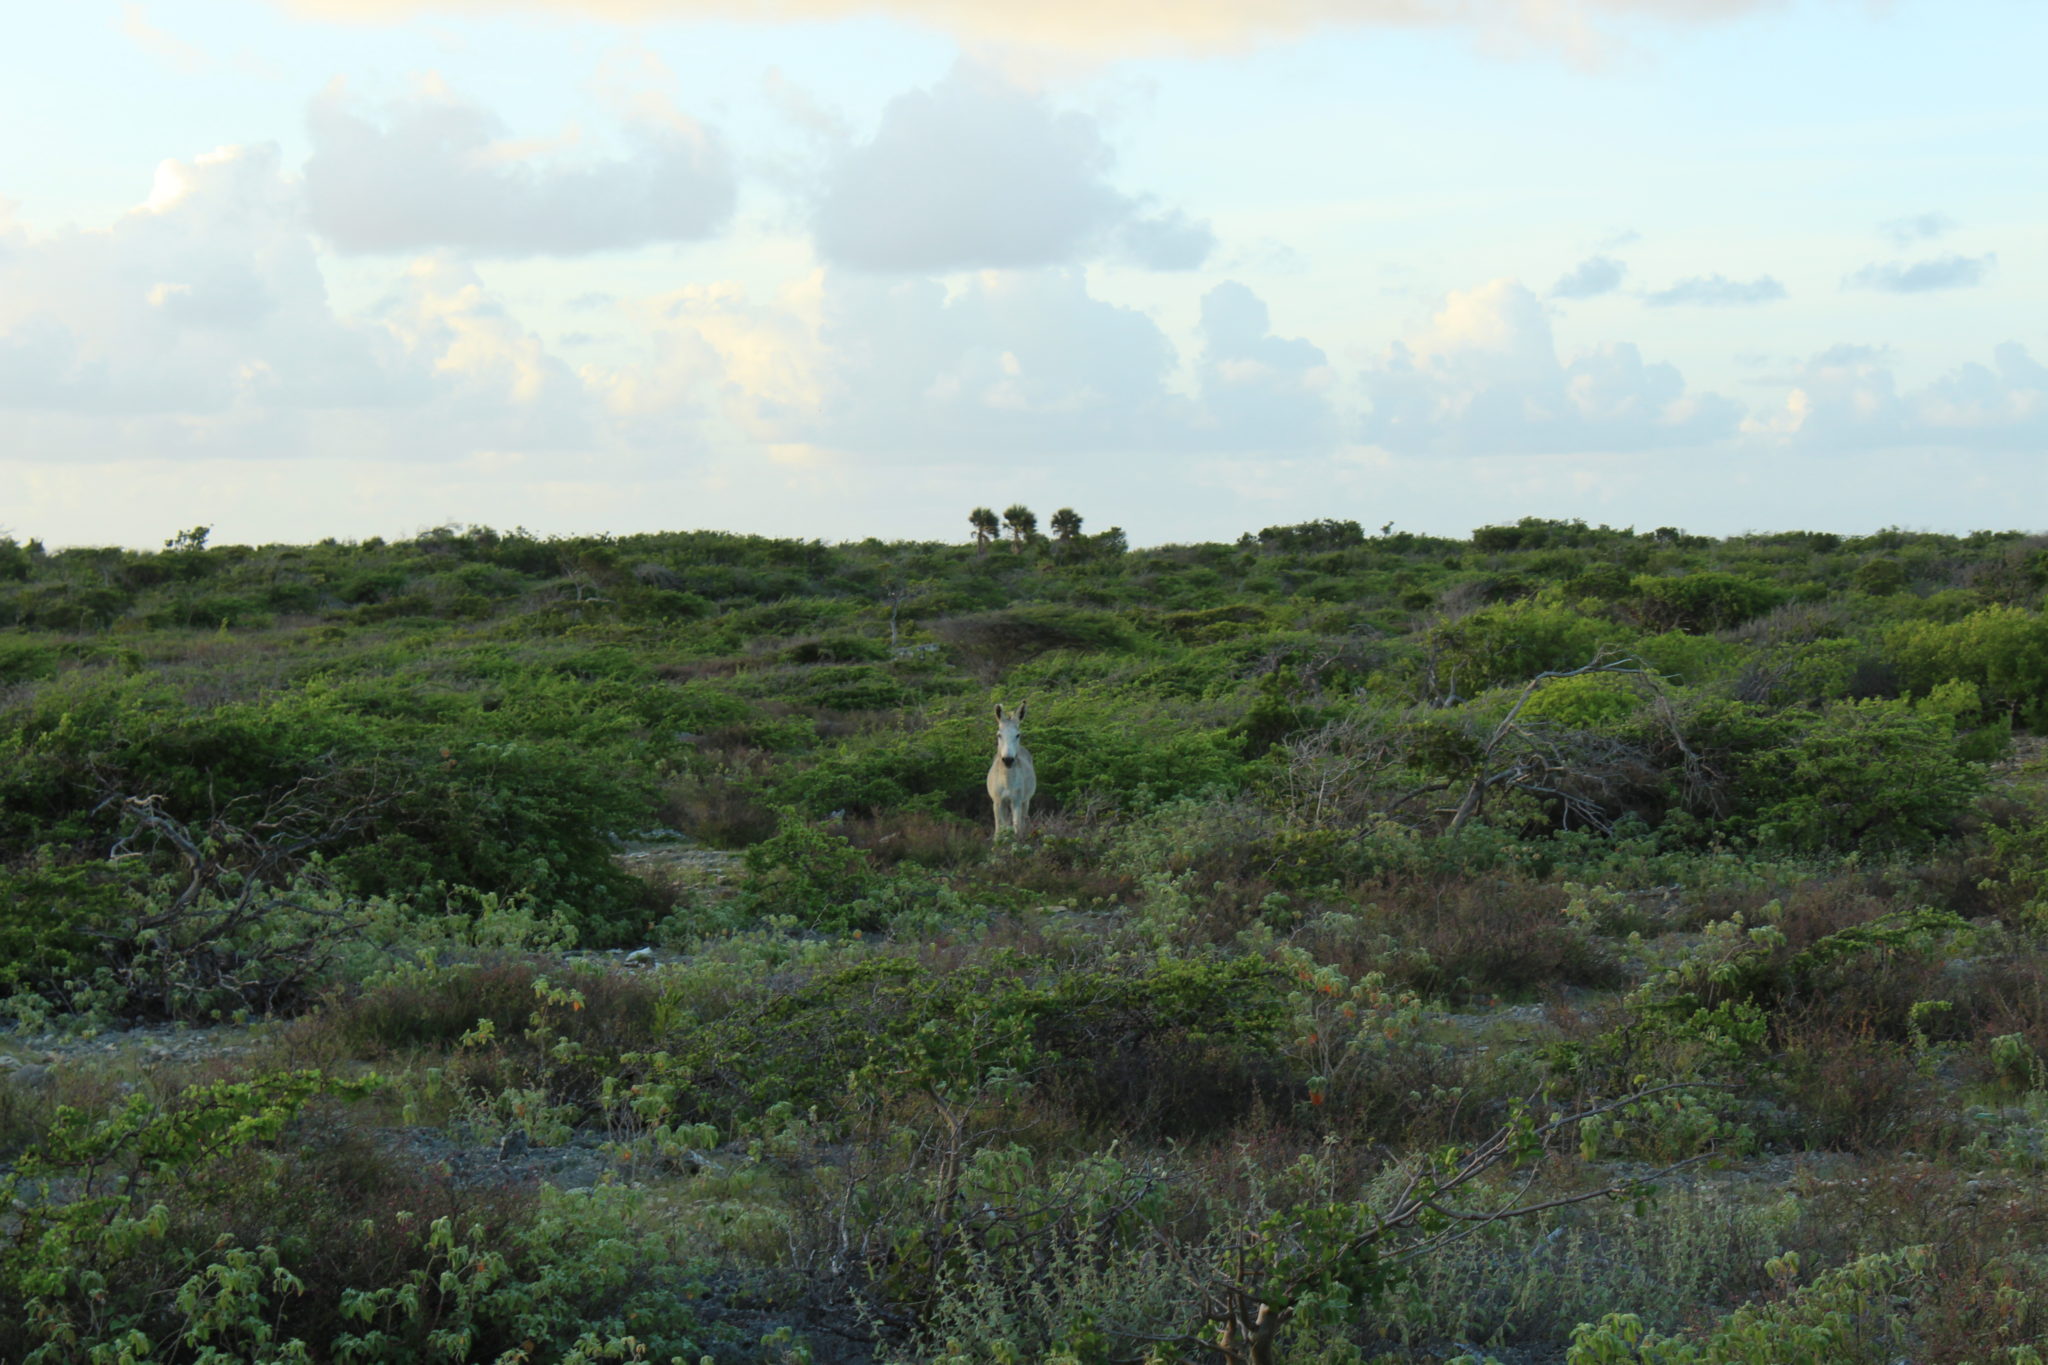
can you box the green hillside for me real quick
[4,514,2048,1363]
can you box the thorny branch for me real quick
[85,774,391,1016]
[1280,650,1719,837]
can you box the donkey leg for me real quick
[992,796,1008,841]
[1013,795,1030,842]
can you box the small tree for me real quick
[969,507,1000,556]
[1049,508,1083,554]
[1002,504,1038,554]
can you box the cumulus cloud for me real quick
[1915,345,2048,447]
[604,269,1350,462]
[1879,211,1955,246]
[267,0,1785,62]
[370,257,591,441]
[1192,282,1337,450]
[0,144,616,462]
[0,145,405,415]
[1748,341,2048,452]
[1644,274,1787,307]
[303,78,734,256]
[1117,207,1217,271]
[1844,253,1995,293]
[775,269,1186,455]
[1361,278,1741,454]
[0,137,1299,483]
[812,65,1211,273]
[1550,254,1625,300]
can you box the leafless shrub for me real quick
[1432,578,1499,620]
[632,561,685,591]
[1283,874,1623,1005]
[839,810,988,869]
[1274,708,1410,829]
[1962,535,2048,606]
[1441,653,1707,835]
[1773,1004,1955,1155]
[658,754,779,847]
[93,781,386,1018]
[1720,600,1846,649]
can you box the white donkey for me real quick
[987,701,1037,842]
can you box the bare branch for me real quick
[81,779,393,1018]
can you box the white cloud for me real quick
[811,64,1212,273]
[1748,341,2048,452]
[1116,206,1216,271]
[602,269,1351,462]
[1193,281,1337,451]
[1361,278,1742,454]
[266,0,1787,64]
[1844,253,1995,293]
[0,145,628,466]
[1644,274,1787,307]
[0,144,405,416]
[369,257,593,444]
[303,78,735,256]
[772,268,1187,455]
[1878,212,1955,247]
[1550,254,1625,300]
[0,138,1235,478]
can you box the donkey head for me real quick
[994,701,1027,767]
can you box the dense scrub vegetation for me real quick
[6,514,2048,1361]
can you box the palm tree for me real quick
[1049,507,1082,556]
[1002,505,1038,554]
[969,507,1000,555]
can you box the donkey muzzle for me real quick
[1001,755,1016,767]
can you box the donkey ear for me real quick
[994,703,1005,720]
[1016,700,1028,721]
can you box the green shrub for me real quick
[781,632,889,664]
[1749,699,1983,853]
[0,860,129,994]
[1517,673,1646,730]
[0,1070,347,1362]
[1680,697,1982,854]
[776,662,918,711]
[1632,572,1786,633]
[1888,605,2048,725]
[1422,602,1618,695]
[1566,1248,1932,1364]
[0,637,59,684]
[737,812,880,929]
[0,671,656,945]
[635,953,1287,1138]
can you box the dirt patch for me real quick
[373,1124,630,1192]
[0,1021,267,1072]
[617,839,745,882]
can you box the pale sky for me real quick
[1,0,2043,548]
